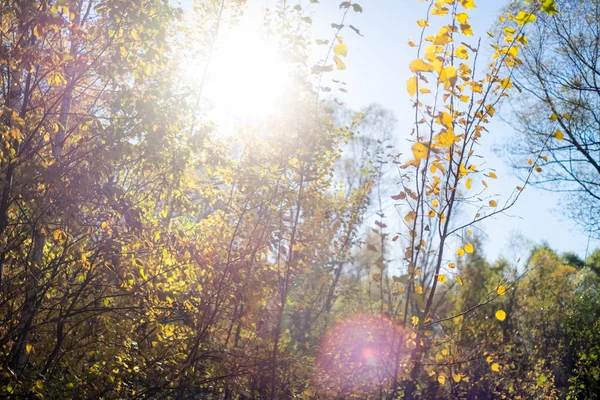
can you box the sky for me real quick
[301,0,598,262]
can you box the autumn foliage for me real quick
[1,0,598,399]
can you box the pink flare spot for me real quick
[313,314,405,397]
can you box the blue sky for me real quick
[305,0,597,262]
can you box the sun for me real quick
[186,21,291,126]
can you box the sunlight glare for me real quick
[200,24,291,124]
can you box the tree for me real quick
[507,0,600,237]
[0,0,375,397]
[450,245,600,399]
[2,0,588,398]
[390,0,558,398]
[0,1,187,396]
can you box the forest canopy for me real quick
[1,0,598,399]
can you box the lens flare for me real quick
[314,314,404,397]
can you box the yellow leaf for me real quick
[26,344,34,354]
[53,229,67,244]
[452,373,462,383]
[404,210,417,222]
[486,355,494,363]
[437,274,447,282]
[439,111,453,129]
[448,262,456,268]
[417,19,429,28]
[465,178,472,190]
[412,142,429,160]
[489,200,497,207]
[467,229,473,234]
[456,45,469,59]
[563,113,571,120]
[407,76,418,97]
[491,363,501,372]
[459,162,468,178]
[535,166,542,172]
[497,285,506,296]
[372,273,382,282]
[435,129,459,147]
[517,34,528,45]
[333,55,346,70]
[457,248,465,257]
[495,309,506,321]
[416,285,423,294]
[411,316,419,325]
[554,130,564,140]
[431,6,449,16]
[403,159,421,169]
[460,23,473,36]
[433,31,452,46]
[456,275,463,285]
[550,113,558,121]
[9,127,21,140]
[514,11,536,25]
[334,42,347,57]
[301,390,313,400]
[439,65,458,89]
[459,0,476,10]
[438,374,446,385]
[465,243,474,253]
[488,172,497,179]
[456,12,469,24]
[410,59,435,73]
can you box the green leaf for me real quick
[349,25,363,36]
[542,0,558,16]
[311,64,333,74]
[352,4,363,12]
